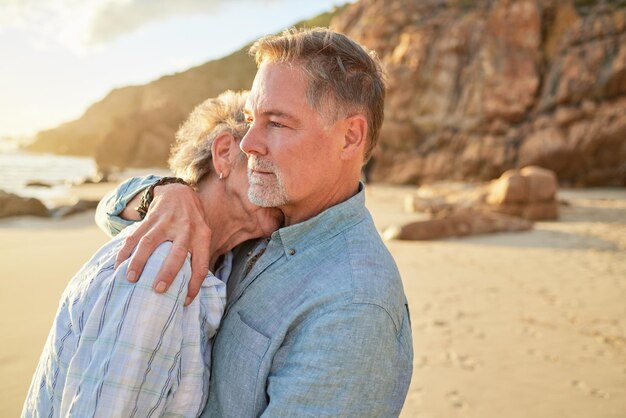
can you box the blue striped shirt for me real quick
[22,223,229,418]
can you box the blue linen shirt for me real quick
[22,223,228,418]
[97,177,414,417]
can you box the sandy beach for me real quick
[1,183,625,417]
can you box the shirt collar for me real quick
[212,251,233,284]
[272,183,367,258]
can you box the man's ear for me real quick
[340,114,368,161]
[211,131,237,178]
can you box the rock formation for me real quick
[0,191,49,218]
[0,190,100,219]
[26,49,258,168]
[383,209,533,241]
[391,166,559,240]
[333,0,626,186]
[49,199,100,218]
[404,165,560,221]
[486,166,559,220]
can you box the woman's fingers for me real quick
[152,241,189,293]
[186,230,212,305]
[114,182,212,299]
[115,221,150,273]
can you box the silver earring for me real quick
[219,172,223,180]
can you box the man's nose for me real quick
[240,124,266,156]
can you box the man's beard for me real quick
[247,156,289,207]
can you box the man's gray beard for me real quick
[247,159,289,207]
[248,185,289,207]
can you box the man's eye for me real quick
[269,121,286,128]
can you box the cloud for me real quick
[88,0,233,45]
[0,0,274,50]
[0,0,98,50]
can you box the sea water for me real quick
[0,150,97,202]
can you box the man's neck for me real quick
[280,178,360,227]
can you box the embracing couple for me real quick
[23,27,413,417]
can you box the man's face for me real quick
[241,62,347,223]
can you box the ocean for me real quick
[0,150,97,203]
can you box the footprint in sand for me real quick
[521,325,541,338]
[442,350,480,370]
[571,380,611,399]
[466,325,486,339]
[527,348,560,363]
[445,390,469,409]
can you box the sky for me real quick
[0,0,350,139]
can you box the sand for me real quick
[1,183,625,417]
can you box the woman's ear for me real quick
[211,131,236,178]
[340,114,368,161]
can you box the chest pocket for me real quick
[209,310,271,416]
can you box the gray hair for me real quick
[249,27,386,163]
[169,90,249,185]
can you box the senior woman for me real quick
[22,90,281,418]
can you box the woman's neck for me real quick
[196,177,268,270]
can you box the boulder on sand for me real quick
[486,166,559,220]
[0,190,49,218]
[49,199,100,218]
[383,209,533,241]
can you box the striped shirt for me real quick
[22,223,229,418]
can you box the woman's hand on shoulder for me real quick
[115,183,211,305]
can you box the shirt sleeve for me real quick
[95,174,162,237]
[58,241,222,418]
[261,302,413,418]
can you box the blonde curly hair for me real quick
[169,90,249,186]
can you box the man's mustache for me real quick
[248,157,277,173]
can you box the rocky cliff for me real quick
[26,1,626,186]
[25,46,258,168]
[333,0,626,186]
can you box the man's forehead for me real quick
[243,91,271,114]
[244,69,270,112]
[245,63,307,117]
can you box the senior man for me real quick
[98,27,413,417]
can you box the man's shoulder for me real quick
[303,218,408,336]
[313,216,405,308]
[345,220,404,299]
[340,213,400,272]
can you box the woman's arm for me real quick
[95,174,163,237]
[95,175,212,304]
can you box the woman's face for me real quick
[229,151,283,236]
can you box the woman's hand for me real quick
[115,183,212,305]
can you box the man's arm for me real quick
[95,174,212,303]
[263,303,413,417]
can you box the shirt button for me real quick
[288,249,296,255]
[247,251,253,256]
